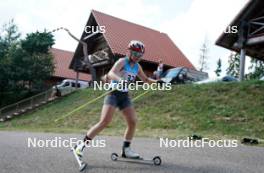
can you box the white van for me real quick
[53,79,89,96]
[57,79,88,89]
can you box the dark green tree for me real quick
[21,30,54,54]
[246,58,264,79]
[0,19,21,91]
[19,31,55,90]
[214,58,222,77]
[226,52,240,78]
[0,20,55,106]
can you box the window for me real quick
[71,82,81,88]
[63,82,70,87]
[164,68,182,78]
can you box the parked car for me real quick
[195,75,238,84]
[161,67,208,84]
[55,79,89,89]
[53,79,89,96]
[222,75,238,82]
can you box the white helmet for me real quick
[128,40,145,54]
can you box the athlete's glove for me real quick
[101,74,110,83]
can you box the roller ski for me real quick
[71,145,87,172]
[111,147,162,166]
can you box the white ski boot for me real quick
[71,143,86,171]
[122,147,140,159]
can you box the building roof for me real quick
[216,0,264,59]
[71,10,195,70]
[51,48,91,81]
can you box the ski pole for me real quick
[54,89,113,122]
[54,89,152,122]
[132,89,151,101]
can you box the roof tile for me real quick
[92,10,195,69]
[51,48,91,81]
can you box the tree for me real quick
[1,19,21,45]
[0,20,22,106]
[226,52,240,78]
[21,30,54,54]
[0,19,21,92]
[214,58,222,77]
[0,19,55,106]
[199,39,209,72]
[19,31,55,90]
[246,58,264,79]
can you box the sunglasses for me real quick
[131,51,143,58]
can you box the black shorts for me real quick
[103,90,132,110]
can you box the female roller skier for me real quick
[73,40,162,160]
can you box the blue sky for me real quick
[0,0,249,77]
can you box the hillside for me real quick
[1,80,264,140]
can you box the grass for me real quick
[1,80,264,142]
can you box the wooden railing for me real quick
[0,87,79,122]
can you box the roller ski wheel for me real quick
[111,153,119,161]
[153,156,162,166]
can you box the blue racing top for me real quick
[111,57,139,92]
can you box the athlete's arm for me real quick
[107,58,125,81]
[138,64,157,84]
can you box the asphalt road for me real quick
[0,131,263,173]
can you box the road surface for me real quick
[0,131,263,173]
